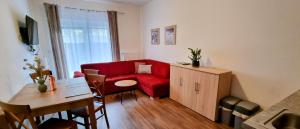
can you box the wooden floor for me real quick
[58,91,232,129]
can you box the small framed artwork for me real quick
[151,28,160,45]
[165,25,176,45]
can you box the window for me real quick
[62,28,84,44]
[90,28,109,44]
[60,8,112,78]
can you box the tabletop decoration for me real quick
[188,48,202,67]
[24,56,48,93]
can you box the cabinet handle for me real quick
[195,82,200,94]
[179,77,183,86]
[197,83,200,93]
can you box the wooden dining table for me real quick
[9,77,97,129]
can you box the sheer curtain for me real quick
[60,8,112,78]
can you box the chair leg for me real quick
[84,117,90,129]
[72,123,78,129]
[103,107,110,128]
[35,116,41,124]
[100,108,103,114]
[58,112,62,119]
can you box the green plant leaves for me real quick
[24,56,46,79]
[188,48,202,62]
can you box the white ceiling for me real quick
[85,0,152,5]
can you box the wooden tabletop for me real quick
[115,80,137,87]
[9,77,93,114]
[7,77,98,129]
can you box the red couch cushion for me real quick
[105,61,135,77]
[106,74,137,82]
[136,74,169,88]
[81,61,136,77]
[146,60,170,79]
[136,74,169,97]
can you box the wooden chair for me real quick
[0,101,77,129]
[82,69,99,87]
[29,70,62,121]
[67,74,109,129]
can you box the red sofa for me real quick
[75,59,170,98]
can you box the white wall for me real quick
[0,0,34,101]
[141,0,300,108]
[30,0,142,76]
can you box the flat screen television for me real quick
[20,15,39,45]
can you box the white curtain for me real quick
[60,8,112,78]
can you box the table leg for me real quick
[88,100,97,129]
[120,92,123,104]
[133,90,137,101]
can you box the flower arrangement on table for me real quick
[23,56,48,93]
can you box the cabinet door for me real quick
[170,66,184,103]
[194,72,219,120]
[182,69,197,109]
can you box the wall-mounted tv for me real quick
[20,15,39,45]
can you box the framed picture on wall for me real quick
[165,25,176,45]
[151,28,160,45]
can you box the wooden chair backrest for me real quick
[86,74,106,97]
[0,101,37,129]
[83,69,99,75]
[29,70,52,83]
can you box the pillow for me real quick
[138,65,152,74]
[84,69,99,75]
[74,71,85,78]
[134,62,146,73]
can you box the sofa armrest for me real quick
[73,71,85,78]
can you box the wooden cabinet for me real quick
[170,64,232,121]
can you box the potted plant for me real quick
[188,48,202,67]
[24,57,48,93]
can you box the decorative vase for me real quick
[37,79,47,93]
[192,60,200,67]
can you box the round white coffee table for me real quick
[114,80,137,104]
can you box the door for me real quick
[170,66,184,103]
[182,69,197,109]
[194,72,219,120]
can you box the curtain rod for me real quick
[63,6,125,15]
